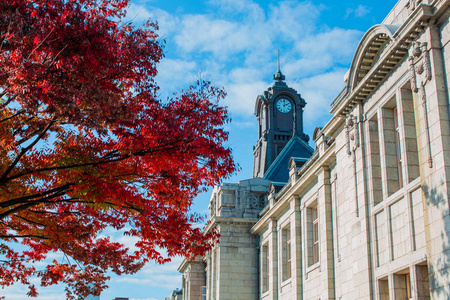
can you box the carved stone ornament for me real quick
[345,115,360,155]
[405,0,422,12]
[408,41,433,168]
[408,41,432,93]
[418,82,434,168]
[209,198,216,217]
[250,192,266,208]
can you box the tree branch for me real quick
[3,140,185,183]
[0,235,49,239]
[0,116,56,183]
[15,126,45,146]
[0,187,69,220]
[0,110,25,123]
[16,215,45,227]
[26,28,55,61]
[0,93,14,110]
[0,183,71,208]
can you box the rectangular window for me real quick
[378,277,389,300]
[312,206,319,264]
[382,102,402,196]
[287,228,291,279]
[393,270,411,300]
[415,263,430,299]
[369,115,383,205]
[393,107,403,189]
[281,225,291,281]
[262,244,269,292]
[307,204,319,266]
[400,86,420,182]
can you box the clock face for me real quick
[276,98,292,113]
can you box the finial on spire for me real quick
[273,50,285,82]
[277,50,280,72]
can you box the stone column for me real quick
[316,166,336,300]
[206,252,212,300]
[268,218,278,300]
[290,196,303,299]
[211,249,217,300]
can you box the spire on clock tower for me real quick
[273,50,286,83]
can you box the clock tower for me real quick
[253,67,310,179]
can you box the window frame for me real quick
[306,202,319,267]
[281,224,292,282]
[312,206,319,265]
[261,243,269,293]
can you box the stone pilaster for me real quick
[291,196,303,300]
[316,166,336,300]
[269,218,278,300]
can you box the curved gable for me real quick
[347,24,400,91]
[254,94,266,117]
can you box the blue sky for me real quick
[3,0,398,299]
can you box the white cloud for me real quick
[147,8,180,39]
[114,257,184,290]
[174,15,253,58]
[171,1,324,63]
[156,58,197,96]
[289,28,362,77]
[268,1,322,41]
[294,69,348,131]
[228,67,266,83]
[1,282,66,300]
[124,3,153,23]
[124,4,179,38]
[0,293,64,300]
[224,81,268,116]
[230,120,256,129]
[345,5,371,19]
[207,0,264,21]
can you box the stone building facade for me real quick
[177,0,450,299]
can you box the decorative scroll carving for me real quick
[419,83,433,168]
[345,114,361,216]
[209,197,216,218]
[345,121,351,155]
[408,42,432,92]
[408,57,418,92]
[422,43,432,81]
[345,115,360,156]
[408,41,433,168]
[345,115,360,216]
[352,117,360,150]
[405,0,422,12]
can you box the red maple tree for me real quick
[0,0,235,298]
